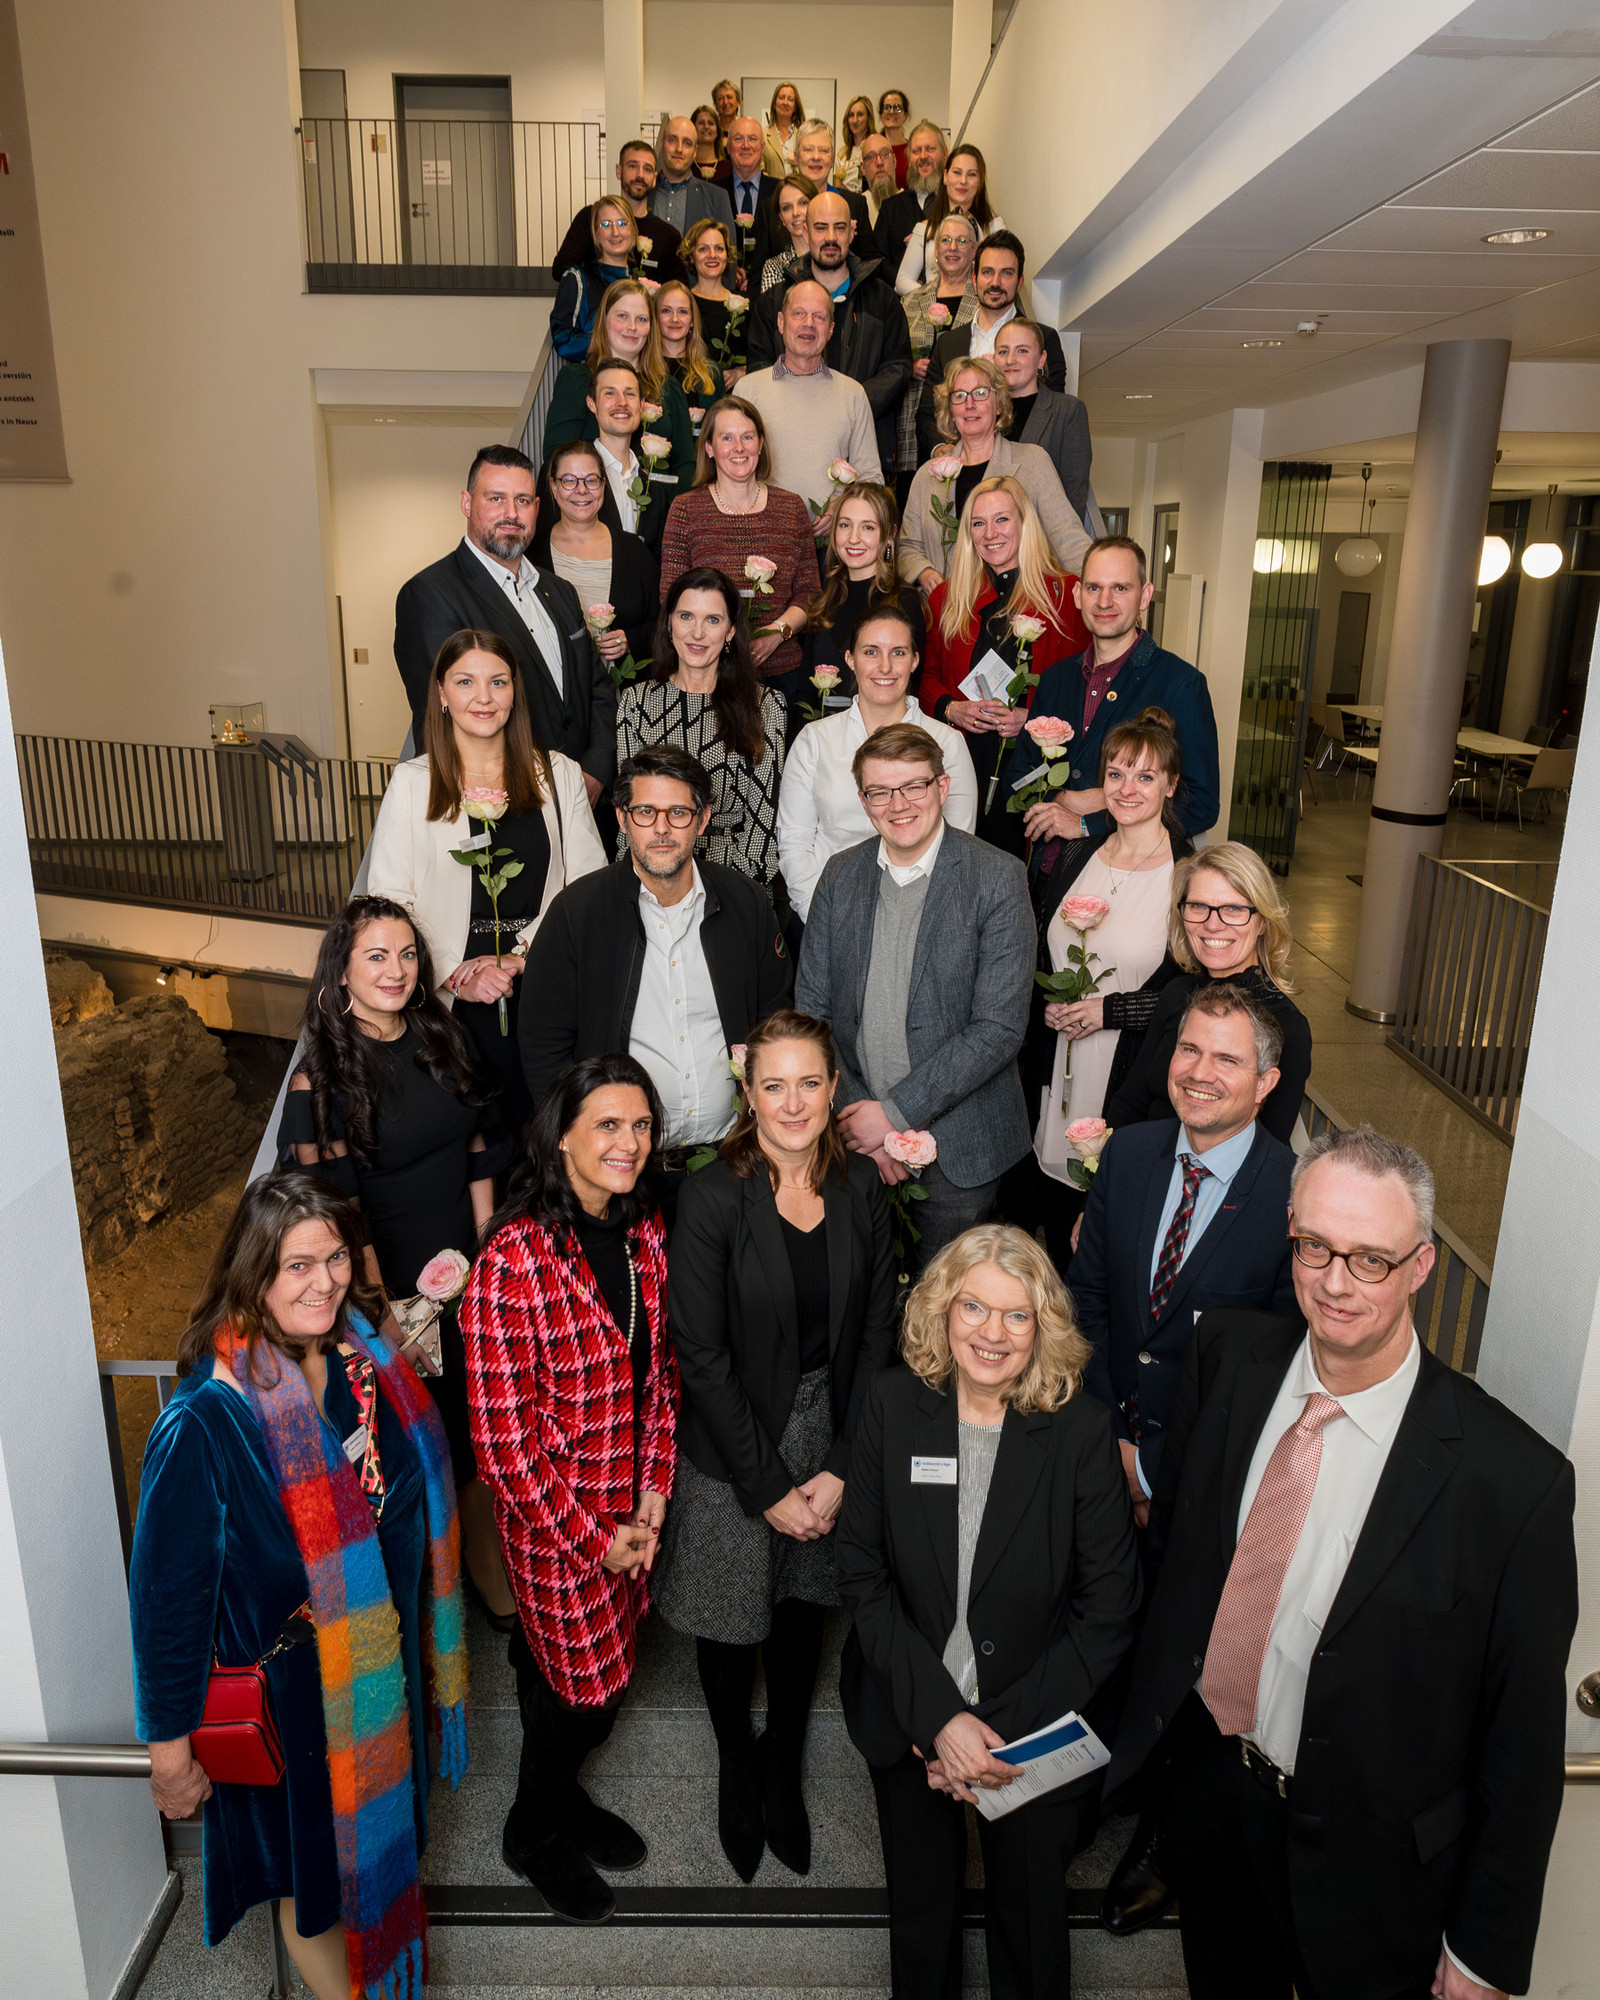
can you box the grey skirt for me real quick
[653,1366,840,1646]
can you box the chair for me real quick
[1503,747,1577,830]
[1300,719,1326,807]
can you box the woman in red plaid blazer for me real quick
[461,1052,681,1925]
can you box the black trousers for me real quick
[1163,1699,1435,2000]
[870,1751,1082,2000]
[508,1622,623,1842]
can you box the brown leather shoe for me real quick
[1100,1815,1175,1935]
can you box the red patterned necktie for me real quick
[1149,1158,1210,1318]
[1200,1392,1345,1735]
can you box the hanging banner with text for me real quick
[0,0,68,480]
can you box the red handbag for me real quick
[191,1604,313,1786]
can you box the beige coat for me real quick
[897,433,1093,586]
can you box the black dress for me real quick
[694,294,746,375]
[963,563,1029,861]
[278,1023,508,1479]
[805,577,928,698]
[454,806,551,1131]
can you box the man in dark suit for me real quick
[796,721,1035,1270]
[874,120,946,271]
[713,116,780,289]
[915,233,1069,464]
[392,443,615,790]
[1105,1124,1579,2000]
[1025,537,1221,846]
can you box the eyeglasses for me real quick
[624,803,701,829]
[556,474,603,493]
[597,218,633,233]
[860,777,937,807]
[937,233,974,248]
[949,386,994,406]
[954,1296,1035,1335]
[1290,1236,1425,1284]
[1180,899,1257,927]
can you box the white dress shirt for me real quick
[463,538,566,697]
[628,866,734,1148]
[777,698,977,920]
[597,437,641,536]
[876,813,944,886]
[967,303,1018,359]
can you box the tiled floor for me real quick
[1278,783,1564,1267]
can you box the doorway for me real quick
[395,76,515,268]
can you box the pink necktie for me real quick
[1200,1392,1344,1737]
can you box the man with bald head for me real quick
[739,279,883,509]
[746,191,912,476]
[715,115,782,286]
[649,114,734,237]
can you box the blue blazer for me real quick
[1029,631,1220,840]
[1072,1117,1295,1482]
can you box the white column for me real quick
[602,0,644,165]
[1474,646,1600,1993]
[949,0,992,139]
[0,628,170,1992]
[1128,439,1158,568]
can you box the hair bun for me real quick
[1135,705,1175,734]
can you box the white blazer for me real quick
[367,752,607,995]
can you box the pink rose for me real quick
[744,554,779,582]
[461,786,509,823]
[1011,612,1047,644]
[417,1248,471,1302]
[1057,895,1112,931]
[728,1042,748,1079]
[585,602,617,632]
[638,432,672,460]
[641,402,663,423]
[812,666,841,691]
[928,453,963,481]
[827,458,858,486]
[883,1128,938,1169]
[1025,715,1074,749]
[1065,1117,1110,1160]
[927,302,953,327]
[639,277,661,293]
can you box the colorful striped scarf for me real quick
[222,1313,468,2000]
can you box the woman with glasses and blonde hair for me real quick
[551,196,641,361]
[917,476,1088,857]
[901,356,1090,594]
[1104,840,1312,1143]
[837,1220,1140,2000]
[532,440,660,676]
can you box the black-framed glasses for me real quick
[1290,1236,1425,1284]
[556,474,603,493]
[949,386,994,406]
[624,803,701,828]
[1180,898,1256,927]
[860,777,937,807]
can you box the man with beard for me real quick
[745,195,911,478]
[916,233,1070,462]
[393,444,615,797]
[874,121,945,270]
[519,744,792,1209]
[856,133,899,232]
[551,140,680,284]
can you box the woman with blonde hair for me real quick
[898,212,979,474]
[901,355,1089,592]
[655,279,725,434]
[543,278,698,499]
[836,94,877,190]
[918,476,1088,856]
[550,195,639,361]
[838,1220,1140,2000]
[1104,840,1312,1143]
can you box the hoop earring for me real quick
[343,992,355,1015]
[410,982,426,1004]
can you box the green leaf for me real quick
[1047,767,1071,790]
[449,850,477,866]
[498,861,525,880]
[907,1183,929,1203]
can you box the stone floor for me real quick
[1278,782,1564,1267]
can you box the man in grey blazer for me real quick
[795,721,1036,1271]
[994,317,1094,520]
[649,116,735,238]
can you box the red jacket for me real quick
[461,1211,680,1706]
[921,572,1089,718]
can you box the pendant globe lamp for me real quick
[1521,484,1565,578]
[1334,463,1382,577]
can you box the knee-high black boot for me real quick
[696,1637,765,1883]
[759,1598,825,1875]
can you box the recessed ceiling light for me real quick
[1241,338,1284,349]
[1123,392,1154,400]
[1482,227,1551,245]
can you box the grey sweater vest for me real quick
[858,869,932,1124]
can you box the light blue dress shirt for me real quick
[1147,1118,1261,1288]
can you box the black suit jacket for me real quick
[873,187,930,271]
[1073,1120,1295,1482]
[1107,1311,1578,1998]
[392,541,617,777]
[714,165,783,276]
[518,856,793,1108]
[836,1368,1141,1768]
[914,320,1070,464]
[667,1154,899,1513]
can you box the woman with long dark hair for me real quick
[460,1054,680,1925]
[368,626,607,1126]
[804,481,926,685]
[130,1174,467,2000]
[278,893,514,1622]
[895,143,1003,295]
[655,1011,898,1883]
[617,565,787,884]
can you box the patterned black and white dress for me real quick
[618,679,787,885]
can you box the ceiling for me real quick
[1077,20,1600,437]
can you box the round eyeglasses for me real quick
[556,474,603,494]
[1290,1236,1425,1284]
[1180,899,1257,927]
[624,803,700,829]
[949,386,994,406]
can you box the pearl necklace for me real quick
[711,481,766,515]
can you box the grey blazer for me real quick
[1018,387,1093,521]
[795,827,1036,1188]
[649,177,736,237]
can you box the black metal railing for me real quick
[298,117,602,293]
[19,733,394,923]
[1387,856,1552,1141]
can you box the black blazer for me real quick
[1073,1118,1295,1482]
[667,1153,898,1513]
[1104,968,1312,1148]
[836,1368,1141,1769]
[530,520,660,665]
[915,320,1069,464]
[518,856,794,1108]
[714,166,784,274]
[1107,1311,1578,1999]
[873,187,931,271]
[392,541,617,779]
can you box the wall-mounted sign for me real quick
[0,0,67,480]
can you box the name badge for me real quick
[911,1455,958,1485]
[342,1423,369,1464]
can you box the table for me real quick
[1455,728,1541,760]
[1327,702,1385,725]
